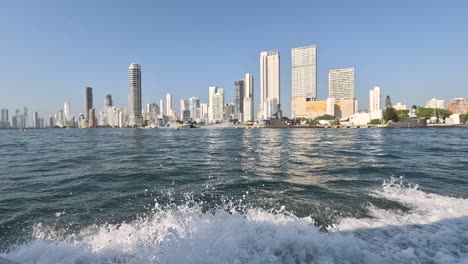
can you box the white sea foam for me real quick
[2,178,468,264]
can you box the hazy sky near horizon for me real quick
[0,0,467,118]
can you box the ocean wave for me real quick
[2,178,468,264]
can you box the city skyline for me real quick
[1,1,467,119]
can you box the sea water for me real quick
[0,127,467,263]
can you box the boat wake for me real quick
[2,178,467,264]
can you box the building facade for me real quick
[85,87,93,120]
[426,98,445,109]
[189,97,201,121]
[234,80,244,121]
[208,86,224,123]
[369,86,381,112]
[448,98,468,114]
[258,50,280,119]
[128,63,143,127]
[291,45,317,119]
[329,68,354,99]
[243,73,254,122]
[166,93,173,117]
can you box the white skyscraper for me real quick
[369,86,381,112]
[258,50,280,119]
[243,73,254,122]
[159,99,164,117]
[329,68,355,99]
[180,99,188,120]
[63,102,71,127]
[291,45,317,118]
[166,93,173,117]
[128,63,142,127]
[189,97,201,120]
[291,45,317,99]
[208,86,224,123]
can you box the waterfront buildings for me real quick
[329,68,354,98]
[448,97,468,114]
[208,86,224,123]
[243,73,254,122]
[85,87,93,120]
[128,63,143,127]
[234,80,244,121]
[258,50,281,120]
[291,45,317,118]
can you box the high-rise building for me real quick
[200,103,209,123]
[208,86,224,123]
[166,93,173,117]
[291,45,317,118]
[1,109,9,128]
[33,112,39,129]
[159,99,164,117]
[369,86,381,112]
[63,102,71,127]
[385,96,393,108]
[189,97,201,120]
[85,87,93,120]
[180,99,188,120]
[234,80,244,121]
[259,50,280,119]
[243,73,254,122]
[128,63,142,127]
[88,108,96,128]
[104,94,113,108]
[329,68,354,99]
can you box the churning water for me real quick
[0,127,467,263]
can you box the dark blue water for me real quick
[1,127,467,263]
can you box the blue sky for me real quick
[0,0,467,118]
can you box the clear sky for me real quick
[0,0,467,119]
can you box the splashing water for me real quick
[2,178,468,264]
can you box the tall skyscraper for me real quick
[104,94,113,107]
[234,80,244,121]
[63,102,71,127]
[329,68,355,99]
[369,86,381,112]
[22,107,28,128]
[259,50,280,119]
[88,108,96,128]
[0,109,9,128]
[243,73,254,122]
[189,97,201,120]
[33,112,39,129]
[180,99,188,120]
[166,93,173,117]
[208,86,224,123]
[159,99,164,117]
[291,45,317,118]
[128,63,142,127]
[85,87,93,120]
[385,96,393,108]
